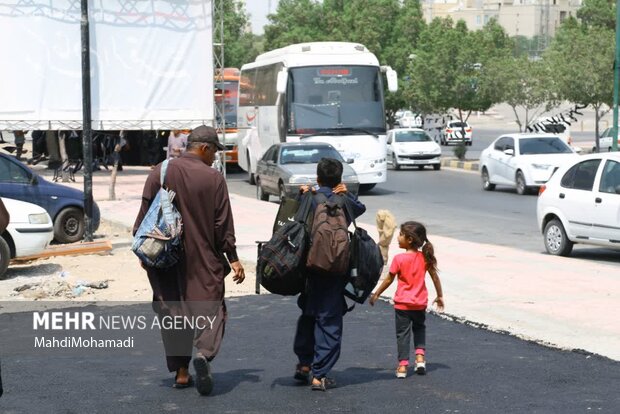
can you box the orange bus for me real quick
[215,68,241,165]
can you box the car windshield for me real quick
[280,146,344,164]
[519,137,573,155]
[395,131,432,142]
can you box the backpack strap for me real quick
[342,196,358,229]
[293,191,314,223]
[160,159,170,188]
[313,192,328,205]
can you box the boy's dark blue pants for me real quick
[294,275,345,379]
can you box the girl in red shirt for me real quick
[370,221,444,378]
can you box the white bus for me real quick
[236,42,397,191]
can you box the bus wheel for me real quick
[247,154,256,185]
[359,184,376,193]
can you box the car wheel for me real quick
[467,141,472,146]
[392,154,400,170]
[256,178,269,201]
[544,219,574,256]
[515,170,530,195]
[54,207,85,243]
[433,163,441,171]
[481,167,495,191]
[279,182,287,201]
[0,237,10,280]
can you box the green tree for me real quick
[481,56,555,131]
[264,0,325,50]
[577,0,615,30]
[544,23,614,149]
[223,0,261,68]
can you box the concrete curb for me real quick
[441,157,479,171]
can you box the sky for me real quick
[244,0,279,35]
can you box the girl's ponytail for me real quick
[422,237,438,274]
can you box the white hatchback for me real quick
[387,128,442,170]
[480,134,579,195]
[1,197,54,279]
[537,152,620,256]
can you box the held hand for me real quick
[433,296,445,312]
[299,185,310,194]
[333,183,348,194]
[231,261,245,284]
[369,292,379,306]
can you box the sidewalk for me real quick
[47,166,620,361]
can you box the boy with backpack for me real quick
[293,158,366,391]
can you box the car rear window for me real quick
[395,131,432,142]
[449,122,468,128]
[519,137,573,155]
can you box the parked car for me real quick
[0,153,100,243]
[440,120,472,146]
[397,111,423,128]
[480,134,579,195]
[595,126,618,153]
[1,197,54,279]
[537,152,620,256]
[255,142,359,201]
[387,128,442,170]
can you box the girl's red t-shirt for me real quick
[389,251,428,310]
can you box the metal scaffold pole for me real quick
[213,0,226,177]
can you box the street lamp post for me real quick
[612,0,620,151]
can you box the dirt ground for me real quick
[0,219,257,302]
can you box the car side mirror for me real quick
[346,158,354,164]
[504,149,514,156]
[267,160,275,165]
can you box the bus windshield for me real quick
[288,66,385,134]
[215,80,238,128]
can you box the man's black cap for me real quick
[188,125,225,150]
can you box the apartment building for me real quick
[422,0,582,38]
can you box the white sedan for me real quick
[537,152,620,256]
[1,197,54,279]
[480,133,579,195]
[387,128,442,170]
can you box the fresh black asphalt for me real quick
[1,294,619,413]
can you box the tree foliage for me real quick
[223,1,262,69]
[576,0,615,30]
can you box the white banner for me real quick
[0,1,213,130]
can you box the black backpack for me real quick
[343,201,384,304]
[258,192,313,295]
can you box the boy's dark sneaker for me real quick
[193,353,214,396]
[415,360,426,375]
[310,377,336,391]
[294,364,311,383]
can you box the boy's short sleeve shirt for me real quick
[390,252,428,310]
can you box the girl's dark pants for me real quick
[294,274,346,379]
[395,309,426,361]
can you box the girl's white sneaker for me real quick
[395,366,407,379]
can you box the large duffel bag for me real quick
[257,192,312,295]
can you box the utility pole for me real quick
[81,0,94,241]
[613,0,620,151]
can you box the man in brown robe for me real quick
[133,125,245,395]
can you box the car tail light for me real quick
[538,185,546,196]
[465,128,472,132]
[446,128,453,133]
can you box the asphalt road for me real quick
[225,164,620,267]
[1,296,619,413]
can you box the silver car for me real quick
[255,142,360,201]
